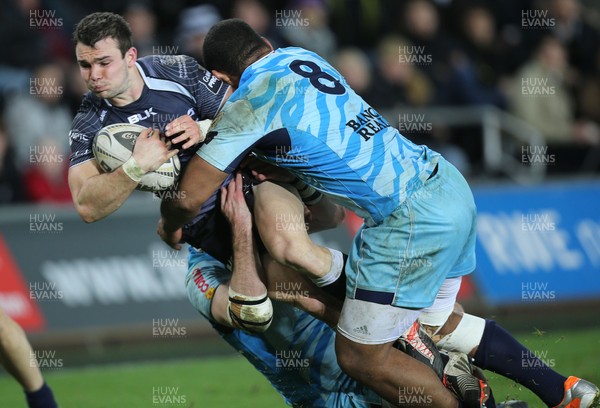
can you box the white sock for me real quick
[311,248,343,287]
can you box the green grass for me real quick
[0,356,288,408]
[0,327,598,407]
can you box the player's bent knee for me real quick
[335,334,362,378]
[335,332,385,382]
[227,288,273,333]
[265,236,295,265]
[267,237,313,272]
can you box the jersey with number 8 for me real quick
[198,47,439,227]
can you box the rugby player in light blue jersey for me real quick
[158,19,599,408]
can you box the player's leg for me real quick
[335,300,459,407]
[252,180,345,287]
[414,280,492,406]
[261,251,342,327]
[0,308,58,408]
[335,157,482,407]
[422,303,599,408]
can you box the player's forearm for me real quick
[74,168,138,223]
[230,227,267,297]
[160,156,226,233]
[159,197,198,233]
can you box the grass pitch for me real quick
[1,326,598,407]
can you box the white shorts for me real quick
[337,277,462,344]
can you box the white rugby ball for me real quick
[92,123,180,192]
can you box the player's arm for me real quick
[158,154,229,249]
[163,116,214,150]
[218,173,272,332]
[69,128,178,223]
[161,59,233,149]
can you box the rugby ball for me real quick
[92,123,180,192]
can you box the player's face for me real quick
[76,38,135,100]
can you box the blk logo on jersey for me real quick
[200,71,223,95]
[128,107,158,124]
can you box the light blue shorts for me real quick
[346,158,477,309]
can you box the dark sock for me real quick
[473,320,566,407]
[25,382,58,408]
[319,253,347,301]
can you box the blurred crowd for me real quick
[0,0,599,205]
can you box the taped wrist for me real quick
[292,178,323,206]
[227,287,273,333]
[122,156,146,183]
[196,119,213,143]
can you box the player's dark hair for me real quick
[203,19,271,77]
[73,12,132,57]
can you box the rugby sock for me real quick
[316,251,347,301]
[473,320,566,406]
[311,248,343,287]
[25,382,58,408]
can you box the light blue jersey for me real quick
[198,47,439,226]
[186,248,384,407]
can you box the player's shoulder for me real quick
[276,46,326,62]
[137,54,197,76]
[76,91,102,113]
[72,92,106,127]
[137,55,224,95]
[253,47,330,76]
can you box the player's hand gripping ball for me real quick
[93,123,180,192]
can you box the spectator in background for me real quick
[369,36,435,109]
[331,47,377,106]
[0,119,26,205]
[23,137,71,204]
[509,35,600,172]
[175,4,221,64]
[509,36,575,144]
[278,0,337,62]
[123,2,160,57]
[399,0,457,87]
[460,5,509,86]
[549,0,600,76]
[3,63,71,168]
[231,0,288,50]
[435,4,507,108]
[0,0,48,92]
[328,0,391,49]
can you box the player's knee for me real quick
[266,234,305,268]
[335,334,383,382]
[335,337,360,378]
[227,288,273,334]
